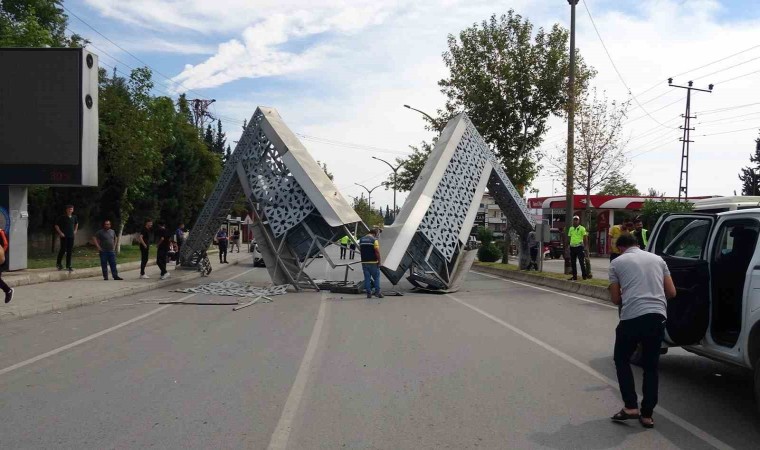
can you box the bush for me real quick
[478,227,494,245]
[478,243,502,262]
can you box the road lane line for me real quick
[0,268,256,378]
[268,293,328,450]
[446,294,734,450]
[472,270,617,309]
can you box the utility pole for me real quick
[189,98,216,131]
[371,156,403,219]
[668,79,713,202]
[565,0,579,273]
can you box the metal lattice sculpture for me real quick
[181,107,361,290]
[380,113,534,293]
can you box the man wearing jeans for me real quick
[54,204,78,271]
[92,220,123,281]
[609,233,676,429]
[359,228,383,299]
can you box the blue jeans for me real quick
[362,263,380,294]
[99,251,118,279]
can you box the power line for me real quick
[692,54,760,82]
[581,0,675,130]
[700,126,760,137]
[714,67,760,85]
[696,110,760,125]
[630,138,679,159]
[696,102,760,115]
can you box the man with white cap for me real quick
[567,215,589,280]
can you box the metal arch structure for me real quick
[379,112,534,293]
[180,106,362,290]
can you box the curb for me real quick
[472,265,612,303]
[0,257,247,323]
[3,249,222,288]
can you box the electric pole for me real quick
[565,0,579,273]
[668,79,713,202]
[189,98,217,131]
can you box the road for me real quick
[0,248,757,449]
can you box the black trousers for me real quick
[140,246,150,275]
[529,247,538,269]
[218,241,228,262]
[614,313,666,417]
[157,248,168,275]
[349,245,356,259]
[56,237,75,268]
[340,245,347,259]
[569,245,588,279]
[0,272,9,294]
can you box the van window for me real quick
[655,218,712,259]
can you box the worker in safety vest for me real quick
[339,235,350,260]
[633,217,648,250]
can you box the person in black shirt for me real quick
[156,221,171,279]
[54,205,78,271]
[137,219,153,279]
[216,226,229,263]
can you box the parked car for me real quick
[647,210,760,410]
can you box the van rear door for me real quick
[649,214,716,345]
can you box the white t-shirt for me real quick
[609,247,670,320]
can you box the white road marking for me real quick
[472,270,618,309]
[447,294,734,450]
[0,268,256,378]
[268,293,328,450]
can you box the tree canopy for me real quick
[738,133,760,196]
[598,172,640,196]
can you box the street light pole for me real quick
[371,156,403,217]
[565,0,579,274]
[355,183,382,212]
[403,104,442,131]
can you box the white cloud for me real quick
[84,0,760,208]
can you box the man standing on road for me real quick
[359,228,383,299]
[609,218,634,261]
[92,219,123,281]
[633,217,649,250]
[609,233,676,429]
[137,219,153,279]
[0,228,13,303]
[174,223,185,264]
[567,215,589,281]
[216,226,229,264]
[54,204,78,271]
[156,221,171,280]
[339,235,349,260]
[527,230,539,271]
[231,228,241,253]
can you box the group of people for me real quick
[609,216,649,260]
[214,226,242,264]
[338,234,358,260]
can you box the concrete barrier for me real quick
[472,265,612,303]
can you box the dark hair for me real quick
[634,217,643,224]
[623,217,633,224]
[103,219,111,225]
[157,220,166,227]
[144,218,153,224]
[64,204,74,209]
[616,233,638,249]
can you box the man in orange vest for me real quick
[0,229,12,303]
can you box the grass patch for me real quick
[475,261,611,288]
[27,244,157,270]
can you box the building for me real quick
[473,193,508,236]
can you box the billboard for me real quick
[0,48,98,186]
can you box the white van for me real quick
[692,196,760,213]
[648,210,760,410]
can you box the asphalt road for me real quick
[0,248,757,449]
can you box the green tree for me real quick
[352,194,383,228]
[738,134,760,196]
[213,120,227,155]
[384,141,431,192]
[477,227,502,262]
[598,172,640,196]
[0,0,84,47]
[434,11,594,188]
[203,124,214,151]
[639,200,694,229]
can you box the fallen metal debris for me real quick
[172,281,288,298]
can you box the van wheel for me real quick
[754,357,760,413]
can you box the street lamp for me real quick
[371,156,404,218]
[403,104,442,132]
[355,183,383,211]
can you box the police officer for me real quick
[567,215,589,281]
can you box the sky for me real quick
[66,0,760,210]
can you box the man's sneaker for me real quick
[568,277,577,281]
[103,277,109,281]
[366,293,372,299]
[67,267,74,272]
[4,288,13,304]
[140,274,150,279]
[56,265,63,271]
[113,276,124,281]
[375,292,384,298]
[164,272,171,279]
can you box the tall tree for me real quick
[0,0,84,47]
[203,124,214,152]
[352,194,383,228]
[738,134,760,196]
[213,119,227,155]
[384,141,432,192]
[647,187,665,198]
[434,11,594,188]
[598,172,640,196]
[550,89,629,227]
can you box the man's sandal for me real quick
[611,409,640,421]
[639,416,654,429]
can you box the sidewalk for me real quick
[0,251,252,322]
